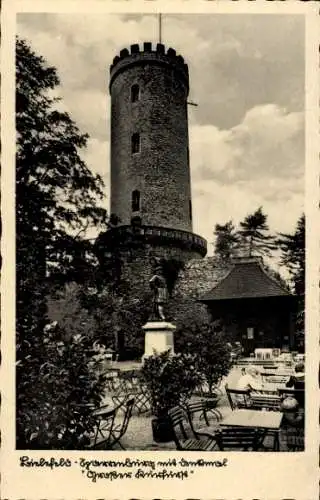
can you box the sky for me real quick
[17,13,305,255]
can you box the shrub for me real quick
[175,320,232,394]
[141,350,202,417]
[16,322,107,449]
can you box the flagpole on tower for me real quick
[159,13,162,44]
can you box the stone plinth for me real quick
[142,321,176,359]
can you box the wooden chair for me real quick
[104,368,121,393]
[263,365,278,371]
[225,384,251,411]
[284,427,304,451]
[94,397,135,450]
[215,427,265,451]
[90,405,117,448]
[186,400,221,439]
[167,406,218,451]
[111,371,151,414]
[250,393,282,411]
[267,374,290,384]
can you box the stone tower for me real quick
[96,42,206,286]
[108,42,206,257]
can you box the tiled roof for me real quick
[199,257,291,302]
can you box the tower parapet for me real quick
[109,42,189,93]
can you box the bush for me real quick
[141,350,202,417]
[175,320,232,394]
[16,322,107,449]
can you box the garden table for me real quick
[221,409,283,450]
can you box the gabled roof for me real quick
[199,256,291,302]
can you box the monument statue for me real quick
[149,257,168,321]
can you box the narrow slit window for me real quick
[132,190,140,212]
[189,199,192,220]
[131,84,139,103]
[131,133,140,154]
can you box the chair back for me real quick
[215,427,263,451]
[225,384,251,410]
[167,406,189,450]
[285,427,304,451]
[90,406,117,448]
[250,393,282,411]
[119,397,135,437]
[105,368,121,392]
[186,400,221,439]
[267,375,289,384]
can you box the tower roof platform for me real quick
[109,42,189,91]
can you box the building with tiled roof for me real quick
[198,256,297,354]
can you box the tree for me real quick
[175,318,232,394]
[16,319,108,450]
[277,214,305,296]
[16,38,108,447]
[277,215,305,351]
[238,207,275,257]
[213,220,239,262]
[16,37,107,287]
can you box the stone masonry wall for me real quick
[173,257,230,300]
[110,50,192,232]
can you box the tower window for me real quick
[131,84,140,103]
[189,199,192,220]
[132,190,140,212]
[131,133,140,154]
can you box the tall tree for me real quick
[238,207,275,257]
[16,37,107,288]
[16,38,108,447]
[277,214,305,351]
[277,214,305,296]
[213,220,239,262]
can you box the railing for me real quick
[100,224,207,256]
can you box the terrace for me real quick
[87,360,304,452]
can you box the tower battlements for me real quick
[109,42,189,92]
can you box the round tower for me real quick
[96,42,206,282]
[110,41,194,233]
[106,42,207,260]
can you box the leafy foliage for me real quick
[16,38,108,448]
[141,351,202,417]
[16,36,107,285]
[213,221,239,262]
[238,207,275,257]
[277,214,305,351]
[16,322,107,449]
[277,214,305,295]
[212,208,276,261]
[175,320,232,394]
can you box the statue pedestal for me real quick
[142,321,176,360]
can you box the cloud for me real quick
[190,104,304,187]
[192,179,304,256]
[189,103,304,251]
[17,13,305,251]
[17,13,304,129]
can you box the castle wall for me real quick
[173,257,230,300]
